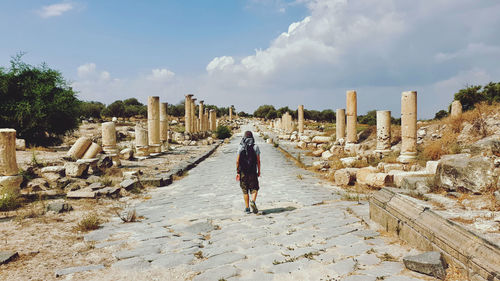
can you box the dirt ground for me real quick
[1,120,219,280]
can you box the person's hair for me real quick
[244,131,253,138]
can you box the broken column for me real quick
[346,90,357,144]
[0,129,20,175]
[185,94,193,134]
[398,91,418,163]
[210,109,216,131]
[0,129,21,192]
[82,143,102,159]
[148,96,161,153]
[135,124,149,157]
[160,102,169,151]
[450,100,462,119]
[229,106,233,121]
[375,110,392,155]
[102,122,117,154]
[102,121,121,166]
[66,137,92,160]
[298,105,304,134]
[336,109,346,143]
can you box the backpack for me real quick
[239,145,257,174]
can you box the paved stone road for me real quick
[85,124,430,281]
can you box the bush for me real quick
[0,54,80,146]
[0,186,21,211]
[79,101,105,119]
[75,212,102,232]
[215,125,232,139]
[434,110,448,120]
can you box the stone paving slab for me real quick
[82,124,429,280]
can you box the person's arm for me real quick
[236,154,240,174]
[257,155,261,177]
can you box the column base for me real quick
[344,143,360,154]
[149,144,162,153]
[397,153,417,163]
[0,175,22,191]
[135,146,150,157]
[102,146,118,154]
[374,149,392,156]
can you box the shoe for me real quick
[250,200,258,214]
[245,208,251,214]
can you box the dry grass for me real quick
[377,252,397,262]
[75,212,102,232]
[445,263,468,281]
[421,132,461,160]
[449,217,475,225]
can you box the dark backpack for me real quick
[239,145,257,174]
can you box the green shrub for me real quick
[215,125,232,139]
[0,54,80,146]
[0,186,21,211]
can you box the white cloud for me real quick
[199,0,500,117]
[38,2,74,18]
[73,64,181,104]
[77,63,96,78]
[73,0,500,118]
[147,68,175,82]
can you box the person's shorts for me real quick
[240,172,259,194]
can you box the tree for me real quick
[79,101,105,119]
[482,82,500,103]
[253,105,276,119]
[0,54,80,146]
[320,109,336,122]
[434,110,448,120]
[453,85,484,111]
[102,100,126,117]
[358,110,377,125]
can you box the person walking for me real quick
[236,131,261,214]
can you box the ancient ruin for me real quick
[298,105,304,134]
[374,110,391,154]
[346,90,357,144]
[147,96,161,153]
[398,91,418,163]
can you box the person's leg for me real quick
[243,193,250,208]
[251,190,258,202]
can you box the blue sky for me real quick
[1,0,500,118]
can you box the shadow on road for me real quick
[260,206,297,215]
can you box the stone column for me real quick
[135,124,149,156]
[199,101,204,132]
[450,100,462,119]
[102,121,121,165]
[204,109,209,132]
[148,96,161,153]
[102,122,117,154]
[336,109,346,142]
[160,102,169,151]
[82,143,102,159]
[185,95,193,134]
[191,98,197,133]
[398,91,418,163]
[210,110,216,131]
[0,129,19,176]
[298,105,304,134]
[375,110,391,154]
[346,90,357,144]
[229,106,233,121]
[66,137,92,160]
